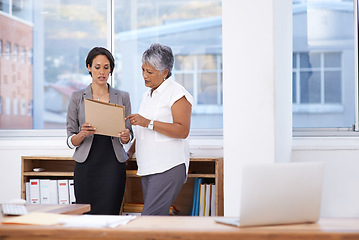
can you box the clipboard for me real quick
[84,98,126,137]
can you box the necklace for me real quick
[93,91,108,101]
[92,85,109,101]
[94,95,106,101]
[93,93,108,101]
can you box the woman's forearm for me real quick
[70,131,87,147]
[151,121,190,139]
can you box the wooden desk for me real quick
[0,204,90,219]
[25,204,91,215]
[1,214,359,240]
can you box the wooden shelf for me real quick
[124,157,223,216]
[21,156,224,216]
[23,172,74,177]
[188,173,216,178]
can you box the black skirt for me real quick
[74,134,126,215]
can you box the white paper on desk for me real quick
[2,212,72,225]
[58,215,136,228]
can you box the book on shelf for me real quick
[49,180,58,204]
[25,182,30,204]
[210,184,216,216]
[27,179,76,204]
[39,179,51,204]
[204,184,211,216]
[190,177,199,216]
[26,179,76,205]
[199,184,206,216]
[40,179,60,204]
[190,178,216,216]
[68,179,76,204]
[57,180,70,204]
[29,179,40,204]
[193,178,203,216]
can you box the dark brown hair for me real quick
[86,47,115,76]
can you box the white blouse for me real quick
[133,78,194,177]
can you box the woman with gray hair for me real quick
[126,43,193,215]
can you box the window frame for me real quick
[2,0,359,138]
[0,0,223,138]
[292,51,344,113]
[355,0,359,133]
[293,0,359,137]
[173,54,223,114]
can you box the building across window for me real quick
[0,13,33,129]
[14,44,18,61]
[292,52,343,113]
[173,54,223,114]
[6,42,10,60]
[114,3,223,130]
[292,1,355,128]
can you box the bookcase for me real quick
[21,156,224,216]
[21,156,75,201]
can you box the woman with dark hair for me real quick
[66,47,132,215]
[126,43,193,215]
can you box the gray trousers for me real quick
[141,163,186,215]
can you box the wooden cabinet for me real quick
[125,157,223,216]
[21,156,224,216]
[21,156,75,200]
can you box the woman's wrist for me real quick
[78,131,86,139]
[120,133,132,144]
[147,119,154,130]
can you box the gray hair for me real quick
[142,43,174,79]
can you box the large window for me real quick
[293,52,343,108]
[113,1,222,129]
[1,0,358,133]
[292,0,356,129]
[0,0,222,131]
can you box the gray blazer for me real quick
[66,84,132,163]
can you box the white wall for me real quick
[293,137,359,218]
[223,0,292,216]
[0,134,73,202]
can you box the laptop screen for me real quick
[239,162,324,227]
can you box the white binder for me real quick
[40,179,51,204]
[57,179,69,204]
[25,182,30,204]
[204,184,211,216]
[29,179,40,204]
[49,180,58,204]
[69,179,76,204]
[210,184,216,216]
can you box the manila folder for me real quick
[84,98,126,137]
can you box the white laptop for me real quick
[215,162,324,227]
